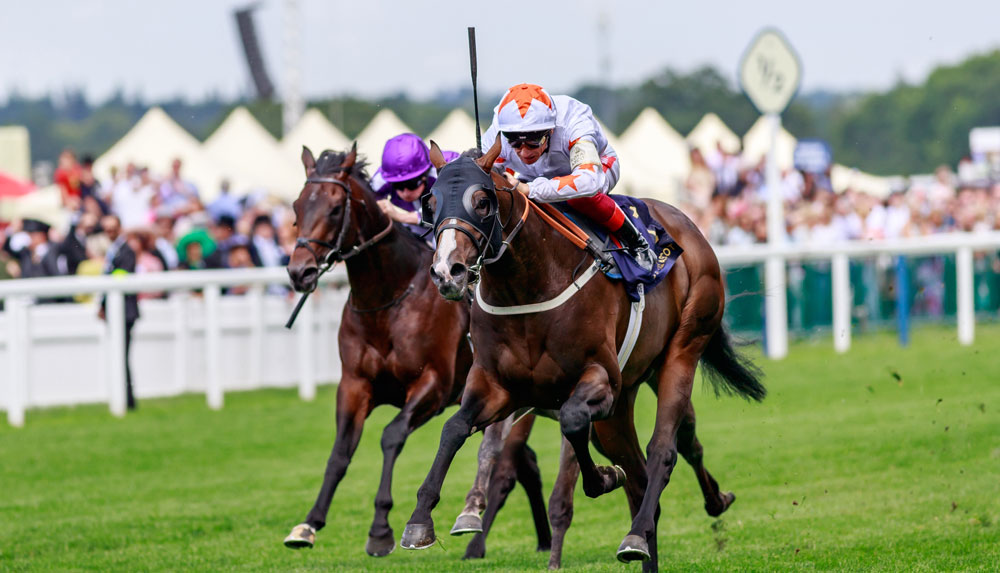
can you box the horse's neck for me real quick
[343,186,426,305]
[479,193,584,307]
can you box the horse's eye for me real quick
[476,197,490,210]
[330,205,343,217]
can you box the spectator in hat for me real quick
[2,219,68,279]
[2,218,71,303]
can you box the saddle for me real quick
[529,196,682,302]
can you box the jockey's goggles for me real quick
[392,174,428,191]
[503,130,550,150]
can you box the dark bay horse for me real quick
[399,140,765,571]
[283,144,550,556]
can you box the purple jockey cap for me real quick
[380,133,432,182]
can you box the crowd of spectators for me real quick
[678,144,1000,247]
[5,144,1000,290]
[1,149,297,294]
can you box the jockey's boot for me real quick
[615,218,655,271]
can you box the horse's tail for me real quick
[699,324,766,402]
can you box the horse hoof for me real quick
[613,465,627,488]
[365,532,396,557]
[706,491,736,517]
[283,523,316,549]
[462,540,486,560]
[616,534,651,563]
[450,513,483,535]
[400,523,436,550]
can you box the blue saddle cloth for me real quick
[562,196,682,302]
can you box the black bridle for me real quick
[425,169,528,283]
[285,173,394,328]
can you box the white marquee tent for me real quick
[686,113,741,156]
[203,107,301,199]
[94,107,226,201]
[280,108,351,158]
[355,109,413,169]
[617,108,690,203]
[427,109,479,154]
[742,116,797,172]
[830,164,893,198]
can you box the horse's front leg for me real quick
[559,363,624,499]
[400,368,512,550]
[365,372,443,557]
[451,414,513,535]
[284,377,373,549]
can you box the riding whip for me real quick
[468,27,482,151]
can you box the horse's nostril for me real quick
[450,263,467,278]
[294,266,319,290]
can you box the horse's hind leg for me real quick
[618,326,717,565]
[677,402,735,517]
[559,363,623,499]
[365,374,443,557]
[452,415,513,536]
[285,378,373,549]
[463,415,551,559]
[547,435,579,570]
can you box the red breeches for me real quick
[567,193,626,232]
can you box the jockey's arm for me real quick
[526,138,609,203]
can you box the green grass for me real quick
[2,325,999,571]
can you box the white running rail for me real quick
[3,231,1000,427]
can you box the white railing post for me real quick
[106,290,127,417]
[296,293,316,401]
[763,113,788,360]
[248,285,264,386]
[171,292,189,394]
[204,285,223,410]
[832,253,851,353]
[5,296,29,427]
[956,246,975,345]
[764,256,788,359]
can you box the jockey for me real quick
[482,83,653,269]
[371,133,458,238]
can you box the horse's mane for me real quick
[315,149,371,181]
[459,147,483,159]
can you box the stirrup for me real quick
[632,247,655,271]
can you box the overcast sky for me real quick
[2,0,999,103]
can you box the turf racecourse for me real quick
[2,325,998,572]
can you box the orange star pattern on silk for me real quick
[554,174,579,192]
[500,84,553,118]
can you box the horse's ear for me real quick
[428,140,447,169]
[476,133,502,172]
[302,146,316,175]
[340,142,358,172]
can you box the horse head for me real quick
[287,143,367,292]
[425,136,511,300]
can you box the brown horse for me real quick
[282,144,551,556]
[399,141,765,571]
